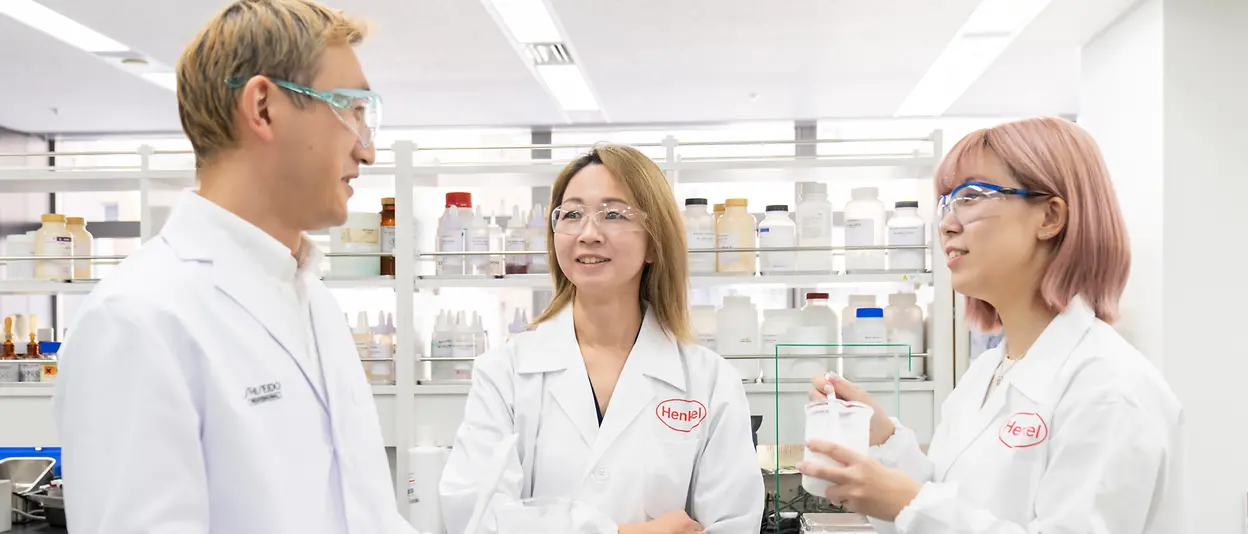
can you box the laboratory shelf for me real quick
[322,276,396,289]
[411,271,931,290]
[0,280,97,294]
[413,383,473,395]
[0,384,54,397]
[370,384,398,395]
[742,381,934,395]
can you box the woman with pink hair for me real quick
[798,117,1187,532]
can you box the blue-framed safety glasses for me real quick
[225,76,382,149]
[937,181,1049,223]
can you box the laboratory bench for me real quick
[7,522,66,534]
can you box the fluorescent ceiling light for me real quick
[536,64,599,111]
[895,0,1052,117]
[0,0,128,53]
[142,72,177,92]
[487,0,562,43]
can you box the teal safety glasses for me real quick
[225,76,383,149]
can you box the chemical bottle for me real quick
[2,316,14,360]
[690,305,718,351]
[800,293,839,349]
[26,315,39,359]
[527,204,548,274]
[488,210,506,277]
[716,198,756,274]
[466,206,490,275]
[846,308,888,380]
[885,292,926,379]
[387,312,398,358]
[758,205,796,274]
[841,294,876,355]
[505,206,529,274]
[712,203,726,271]
[887,200,926,272]
[13,315,28,356]
[507,308,528,342]
[34,214,72,281]
[471,312,488,357]
[437,206,465,276]
[796,182,833,273]
[5,234,33,280]
[716,296,760,382]
[683,198,716,274]
[430,311,453,380]
[353,311,373,359]
[450,311,474,379]
[371,310,393,359]
[380,198,396,276]
[844,187,886,273]
[761,309,799,382]
[66,217,93,280]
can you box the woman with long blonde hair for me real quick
[440,145,764,534]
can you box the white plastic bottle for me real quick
[430,311,453,380]
[887,200,927,272]
[841,294,877,354]
[795,182,833,273]
[844,187,886,273]
[6,234,33,280]
[371,309,393,359]
[716,296,760,382]
[847,308,888,380]
[487,211,507,277]
[66,217,93,280]
[34,214,72,281]
[505,206,529,274]
[353,311,373,360]
[758,204,796,274]
[527,204,548,274]
[800,292,839,350]
[716,198,756,274]
[690,305,718,350]
[437,206,465,276]
[683,198,716,275]
[761,309,799,382]
[467,206,490,275]
[451,311,474,379]
[885,292,926,379]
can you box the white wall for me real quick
[1081,0,1248,530]
[1079,0,1164,369]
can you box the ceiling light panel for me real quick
[0,0,129,52]
[487,0,563,43]
[537,64,599,111]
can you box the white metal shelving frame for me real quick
[0,130,953,511]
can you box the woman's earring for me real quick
[1040,232,1051,239]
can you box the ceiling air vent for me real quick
[524,42,574,66]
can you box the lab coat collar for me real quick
[159,192,329,410]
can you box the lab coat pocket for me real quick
[643,435,699,520]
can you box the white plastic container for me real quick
[691,305,718,351]
[329,212,382,278]
[802,399,874,498]
[781,325,829,381]
[760,309,799,381]
[887,200,926,272]
[801,292,839,375]
[430,310,454,380]
[758,205,796,274]
[66,217,93,279]
[34,214,72,280]
[844,187,886,273]
[505,206,530,274]
[845,307,888,381]
[716,296,760,382]
[841,294,877,354]
[5,234,34,280]
[795,182,833,273]
[716,198,756,274]
[527,204,548,274]
[437,206,466,276]
[683,198,717,274]
[467,206,491,275]
[886,292,926,379]
[488,212,506,277]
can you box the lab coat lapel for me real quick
[532,309,600,450]
[934,347,1005,480]
[159,195,328,412]
[584,307,686,476]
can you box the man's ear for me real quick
[237,75,277,143]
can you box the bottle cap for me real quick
[856,307,885,319]
[41,214,65,223]
[725,198,748,207]
[802,182,828,195]
[66,216,86,225]
[766,204,789,212]
[806,292,829,300]
[895,200,919,209]
[713,203,726,213]
[851,187,879,200]
[685,198,708,206]
[445,192,472,208]
[381,197,396,206]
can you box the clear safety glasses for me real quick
[937,181,1050,224]
[551,201,648,236]
[225,76,383,149]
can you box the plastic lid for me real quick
[895,200,919,209]
[40,213,65,223]
[805,292,829,300]
[851,187,879,200]
[38,341,60,354]
[713,203,726,212]
[65,216,85,225]
[889,292,918,306]
[725,198,748,207]
[802,182,828,195]
[381,197,396,205]
[445,192,473,208]
[766,204,789,212]
[856,307,884,318]
[685,198,708,206]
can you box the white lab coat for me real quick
[868,296,1188,533]
[439,306,765,534]
[53,194,417,534]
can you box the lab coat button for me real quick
[592,467,610,482]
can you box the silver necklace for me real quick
[990,354,1023,389]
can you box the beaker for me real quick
[495,497,574,534]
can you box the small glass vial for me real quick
[380,198,396,277]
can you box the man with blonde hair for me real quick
[54,1,421,532]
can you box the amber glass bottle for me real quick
[380,198,396,276]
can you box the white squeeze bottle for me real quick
[683,198,716,274]
[488,209,507,277]
[451,311,474,379]
[467,206,490,275]
[527,204,548,274]
[844,187,886,273]
[796,182,833,273]
[758,204,796,274]
[430,311,453,380]
[437,206,465,276]
[505,206,529,274]
[472,312,488,356]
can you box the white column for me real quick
[1081,0,1248,530]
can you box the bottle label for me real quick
[845,219,874,247]
[697,333,716,350]
[888,226,926,271]
[799,211,829,239]
[716,233,736,249]
[343,227,381,245]
[888,226,923,245]
[37,235,73,279]
[688,231,715,272]
[469,235,490,252]
[760,226,796,271]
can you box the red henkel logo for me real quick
[656,399,708,433]
[999,412,1049,448]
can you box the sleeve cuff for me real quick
[894,482,954,532]
[869,417,918,468]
